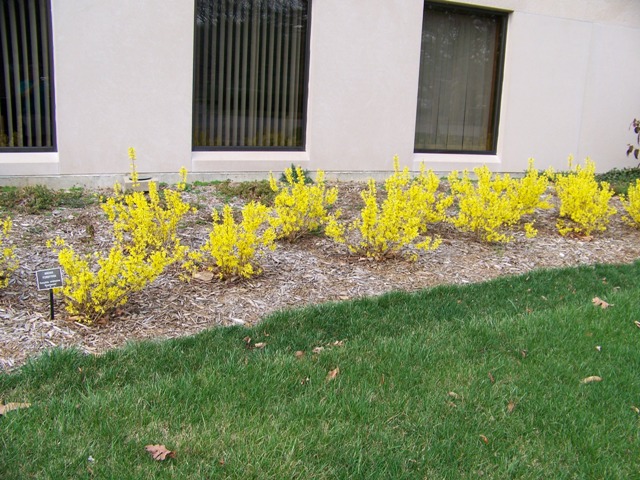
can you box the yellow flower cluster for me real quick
[448,161,551,243]
[184,202,276,280]
[176,166,189,192]
[128,147,139,187]
[50,237,172,323]
[620,179,640,227]
[102,180,191,261]
[268,166,340,241]
[0,217,18,288]
[48,156,193,323]
[327,156,448,260]
[554,157,616,236]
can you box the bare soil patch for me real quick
[2,182,639,371]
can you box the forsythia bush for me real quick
[554,157,616,236]
[326,157,449,260]
[447,161,551,243]
[269,166,340,241]
[49,237,174,323]
[0,217,18,288]
[48,149,193,323]
[620,179,640,227]
[184,202,276,280]
[102,180,191,262]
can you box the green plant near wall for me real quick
[279,163,313,185]
[595,167,640,196]
[214,179,276,205]
[0,185,95,214]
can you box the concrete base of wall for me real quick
[0,170,423,188]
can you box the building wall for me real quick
[53,0,195,176]
[1,0,639,184]
[490,3,640,173]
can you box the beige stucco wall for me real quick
[495,14,640,172]
[1,0,639,183]
[52,0,194,176]
[0,0,193,175]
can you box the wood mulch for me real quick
[1,182,639,371]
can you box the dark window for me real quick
[0,0,55,150]
[415,2,506,153]
[193,0,310,150]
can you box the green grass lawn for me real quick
[1,262,640,479]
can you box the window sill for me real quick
[191,150,310,174]
[0,152,59,176]
[412,152,501,173]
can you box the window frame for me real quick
[191,0,313,152]
[414,1,508,155]
[0,0,57,153]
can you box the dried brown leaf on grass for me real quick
[592,297,612,309]
[326,367,340,381]
[145,444,176,461]
[580,375,603,384]
[507,401,516,413]
[0,402,30,415]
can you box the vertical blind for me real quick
[415,4,505,152]
[0,0,54,149]
[193,0,309,149]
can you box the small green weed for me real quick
[193,180,224,187]
[214,179,276,205]
[279,163,313,185]
[0,185,96,214]
[595,167,640,195]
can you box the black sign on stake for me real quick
[35,268,63,320]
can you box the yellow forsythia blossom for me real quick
[0,217,18,288]
[184,202,276,280]
[177,166,188,192]
[269,166,340,241]
[554,157,615,236]
[51,237,173,323]
[102,180,190,262]
[49,168,193,323]
[621,179,640,228]
[448,160,551,243]
[128,147,139,187]
[326,156,449,260]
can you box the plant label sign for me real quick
[35,268,63,291]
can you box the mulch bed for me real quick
[1,182,639,371]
